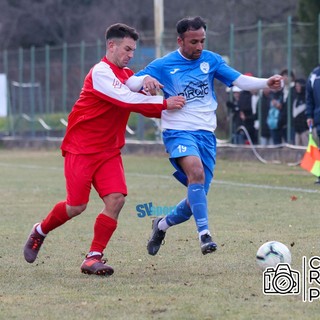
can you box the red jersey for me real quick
[61,56,167,155]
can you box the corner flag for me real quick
[300,132,320,177]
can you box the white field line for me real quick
[0,162,319,194]
[127,173,320,194]
[0,162,62,171]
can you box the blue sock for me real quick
[187,183,209,233]
[165,198,192,226]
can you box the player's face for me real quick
[178,28,206,60]
[107,37,136,68]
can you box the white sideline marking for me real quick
[0,162,61,171]
[127,172,320,194]
[213,180,320,194]
[0,162,318,194]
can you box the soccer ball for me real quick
[256,241,291,270]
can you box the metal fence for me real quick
[0,16,319,142]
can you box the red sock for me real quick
[41,201,70,234]
[89,214,117,253]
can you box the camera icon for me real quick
[263,263,300,295]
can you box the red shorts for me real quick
[64,151,127,206]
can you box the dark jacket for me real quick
[238,90,256,142]
[257,92,271,138]
[306,65,320,127]
[292,79,308,134]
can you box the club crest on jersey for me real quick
[200,62,209,74]
[113,78,122,89]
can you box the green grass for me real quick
[0,150,319,319]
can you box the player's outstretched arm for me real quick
[126,75,163,95]
[142,76,164,95]
[233,74,283,91]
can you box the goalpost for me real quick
[10,80,43,116]
[10,81,52,136]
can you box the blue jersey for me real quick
[306,65,320,127]
[136,49,241,131]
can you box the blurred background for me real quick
[0,0,318,143]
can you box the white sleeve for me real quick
[125,75,149,92]
[233,74,268,91]
[92,64,164,106]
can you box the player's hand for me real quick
[166,96,185,110]
[143,76,164,95]
[239,111,245,120]
[267,75,283,91]
[307,118,314,128]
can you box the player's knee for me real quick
[103,193,125,210]
[113,193,126,208]
[67,204,87,218]
[101,193,125,220]
[188,167,205,183]
[116,194,126,208]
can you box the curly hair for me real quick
[176,16,207,38]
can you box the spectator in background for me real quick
[292,79,308,146]
[226,86,245,144]
[306,65,320,184]
[278,68,296,143]
[256,87,272,145]
[251,88,260,136]
[267,90,283,145]
[237,72,258,144]
[306,65,320,140]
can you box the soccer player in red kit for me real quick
[23,23,185,276]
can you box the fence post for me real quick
[228,24,234,142]
[286,16,292,144]
[62,42,67,114]
[45,45,50,114]
[97,38,102,61]
[257,21,262,78]
[18,47,23,115]
[257,20,262,143]
[30,46,35,137]
[154,0,164,59]
[3,49,14,136]
[80,40,85,89]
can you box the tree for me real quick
[297,0,320,75]
[0,0,97,50]
[0,0,300,51]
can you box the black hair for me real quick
[176,16,207,37]
[280,68,295,80]
[105,23,139,41]
[295,78,306,95]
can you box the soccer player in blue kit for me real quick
[126,16,282,256]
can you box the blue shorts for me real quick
[162,129,217,194]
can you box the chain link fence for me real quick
[0,17,319,142]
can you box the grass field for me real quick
[0,149,319,320]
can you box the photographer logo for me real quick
[263,263,300,296]
[262,256,320,302]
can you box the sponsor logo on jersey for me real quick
[170,68,180,74]
[178,81,209,101]
[112,78,122,89]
